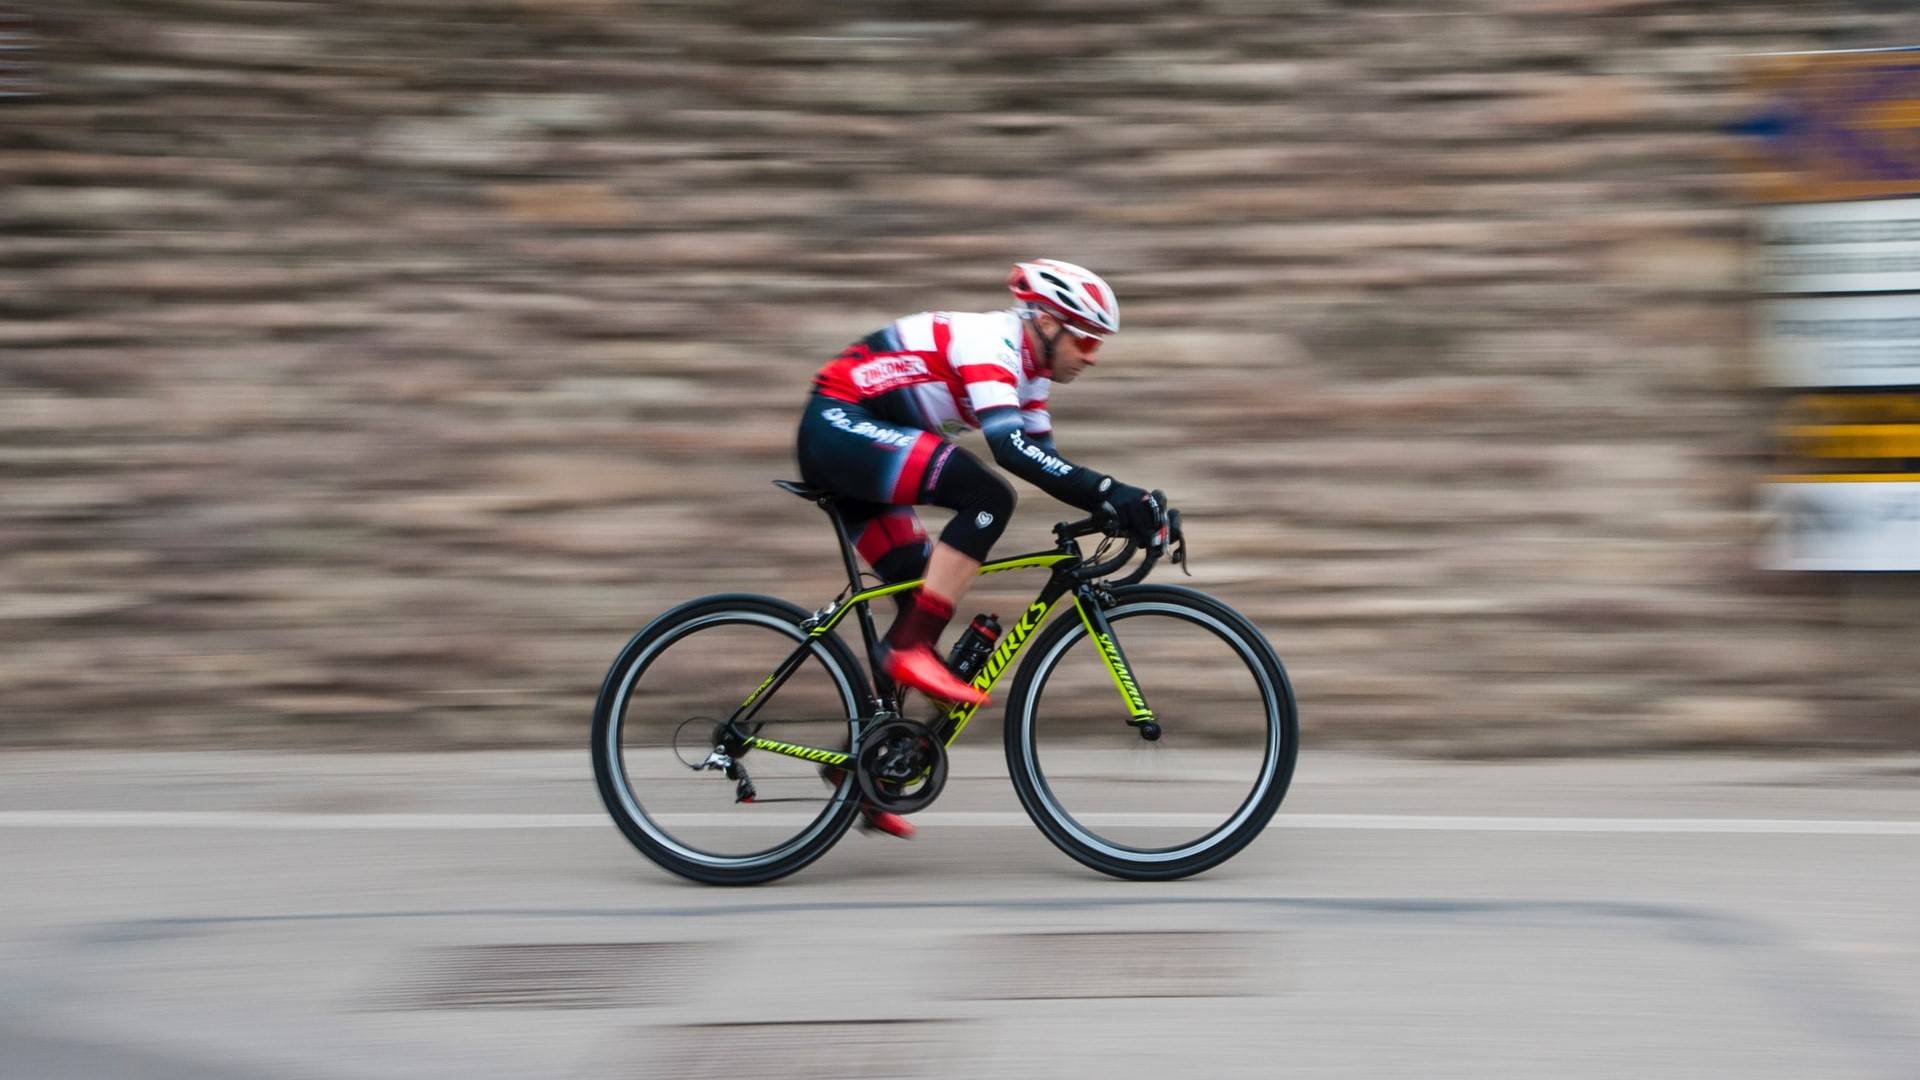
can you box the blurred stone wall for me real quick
[5,0,1919,750]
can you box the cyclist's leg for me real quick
[847,464,1014,837]
[796,397,934,607]
[794,397,964,836]
[795,395,1007,704]
[839,502,930,615]
[796,394,936,512]
[881,445,1013,655]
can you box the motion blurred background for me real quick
[5,0,1919,753]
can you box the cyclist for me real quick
[796,260,1170,836]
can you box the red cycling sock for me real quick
[886,589,955,652]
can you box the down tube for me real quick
[936,580,1073,745]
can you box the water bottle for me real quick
[945,613,1001,681]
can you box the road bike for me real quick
[591,480,1299,885]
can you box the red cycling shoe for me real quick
[858,808,916,839]
[881,643,988,707]
[820,766,917,840]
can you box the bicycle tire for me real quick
[591,593,870,885]
[1002,584,1298,881]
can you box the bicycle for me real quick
[591,480,1299,885]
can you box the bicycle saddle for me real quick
[773,479,831,501]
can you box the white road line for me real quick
[1,811,1919,835]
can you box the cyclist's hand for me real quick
[1102,482,1169,552]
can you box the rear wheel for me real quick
[591,594,870,885]
[1003,584,1298,881]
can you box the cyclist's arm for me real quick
[977,405,1111,511]
[952,316,1110,510]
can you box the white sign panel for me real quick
[1759,294,1920,388]
[1761,197,1920,294]
[1762,480,1920,571]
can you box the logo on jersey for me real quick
[850,355,931,393]
[1009,430,1072,478]
[823,407,916,449]
[975,512,994,528]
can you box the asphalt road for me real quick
[3,748,1919,1080]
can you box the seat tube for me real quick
[1072,587,1156,727]
[823,498,894,700]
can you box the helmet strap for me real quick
[1040,325,1068,371]
[1019,304,1067,373]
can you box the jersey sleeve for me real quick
[978,406,1109,511]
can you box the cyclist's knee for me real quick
[979,473,1015,529]
[927,450,1012,561]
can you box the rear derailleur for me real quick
[695,745,757,804]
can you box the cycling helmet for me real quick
[1007,259,1119,338]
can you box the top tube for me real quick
[806,550,1077,638]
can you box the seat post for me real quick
[816,496,865,596]
[772,479,897,701]
[815,494,895,698]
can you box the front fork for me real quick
[1073,587,1162,742]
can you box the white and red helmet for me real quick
[1007,259,1119,338]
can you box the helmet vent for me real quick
[1036,272,1087,314]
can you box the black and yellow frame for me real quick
[716,484,1159,769]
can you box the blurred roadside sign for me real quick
[1762,479,1920,571]
[1760,198,1920,294]
[1742,49,1920,570]
[1760,294,1920,388]
[1737,48,1920,204]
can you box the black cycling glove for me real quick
[1101,482,1168,552]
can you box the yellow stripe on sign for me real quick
[1767,474,1920,483]
[1780,424,1920,459]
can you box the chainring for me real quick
[854,719,948,814]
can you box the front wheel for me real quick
[1003,584,1298,881]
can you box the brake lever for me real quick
[1168,509,1190,577]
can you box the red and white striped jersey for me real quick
[813,310,1052,440]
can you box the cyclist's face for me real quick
[1035,315,1102,384]
[1050,336,1096,383]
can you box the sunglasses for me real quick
[1062,326,1105,357]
